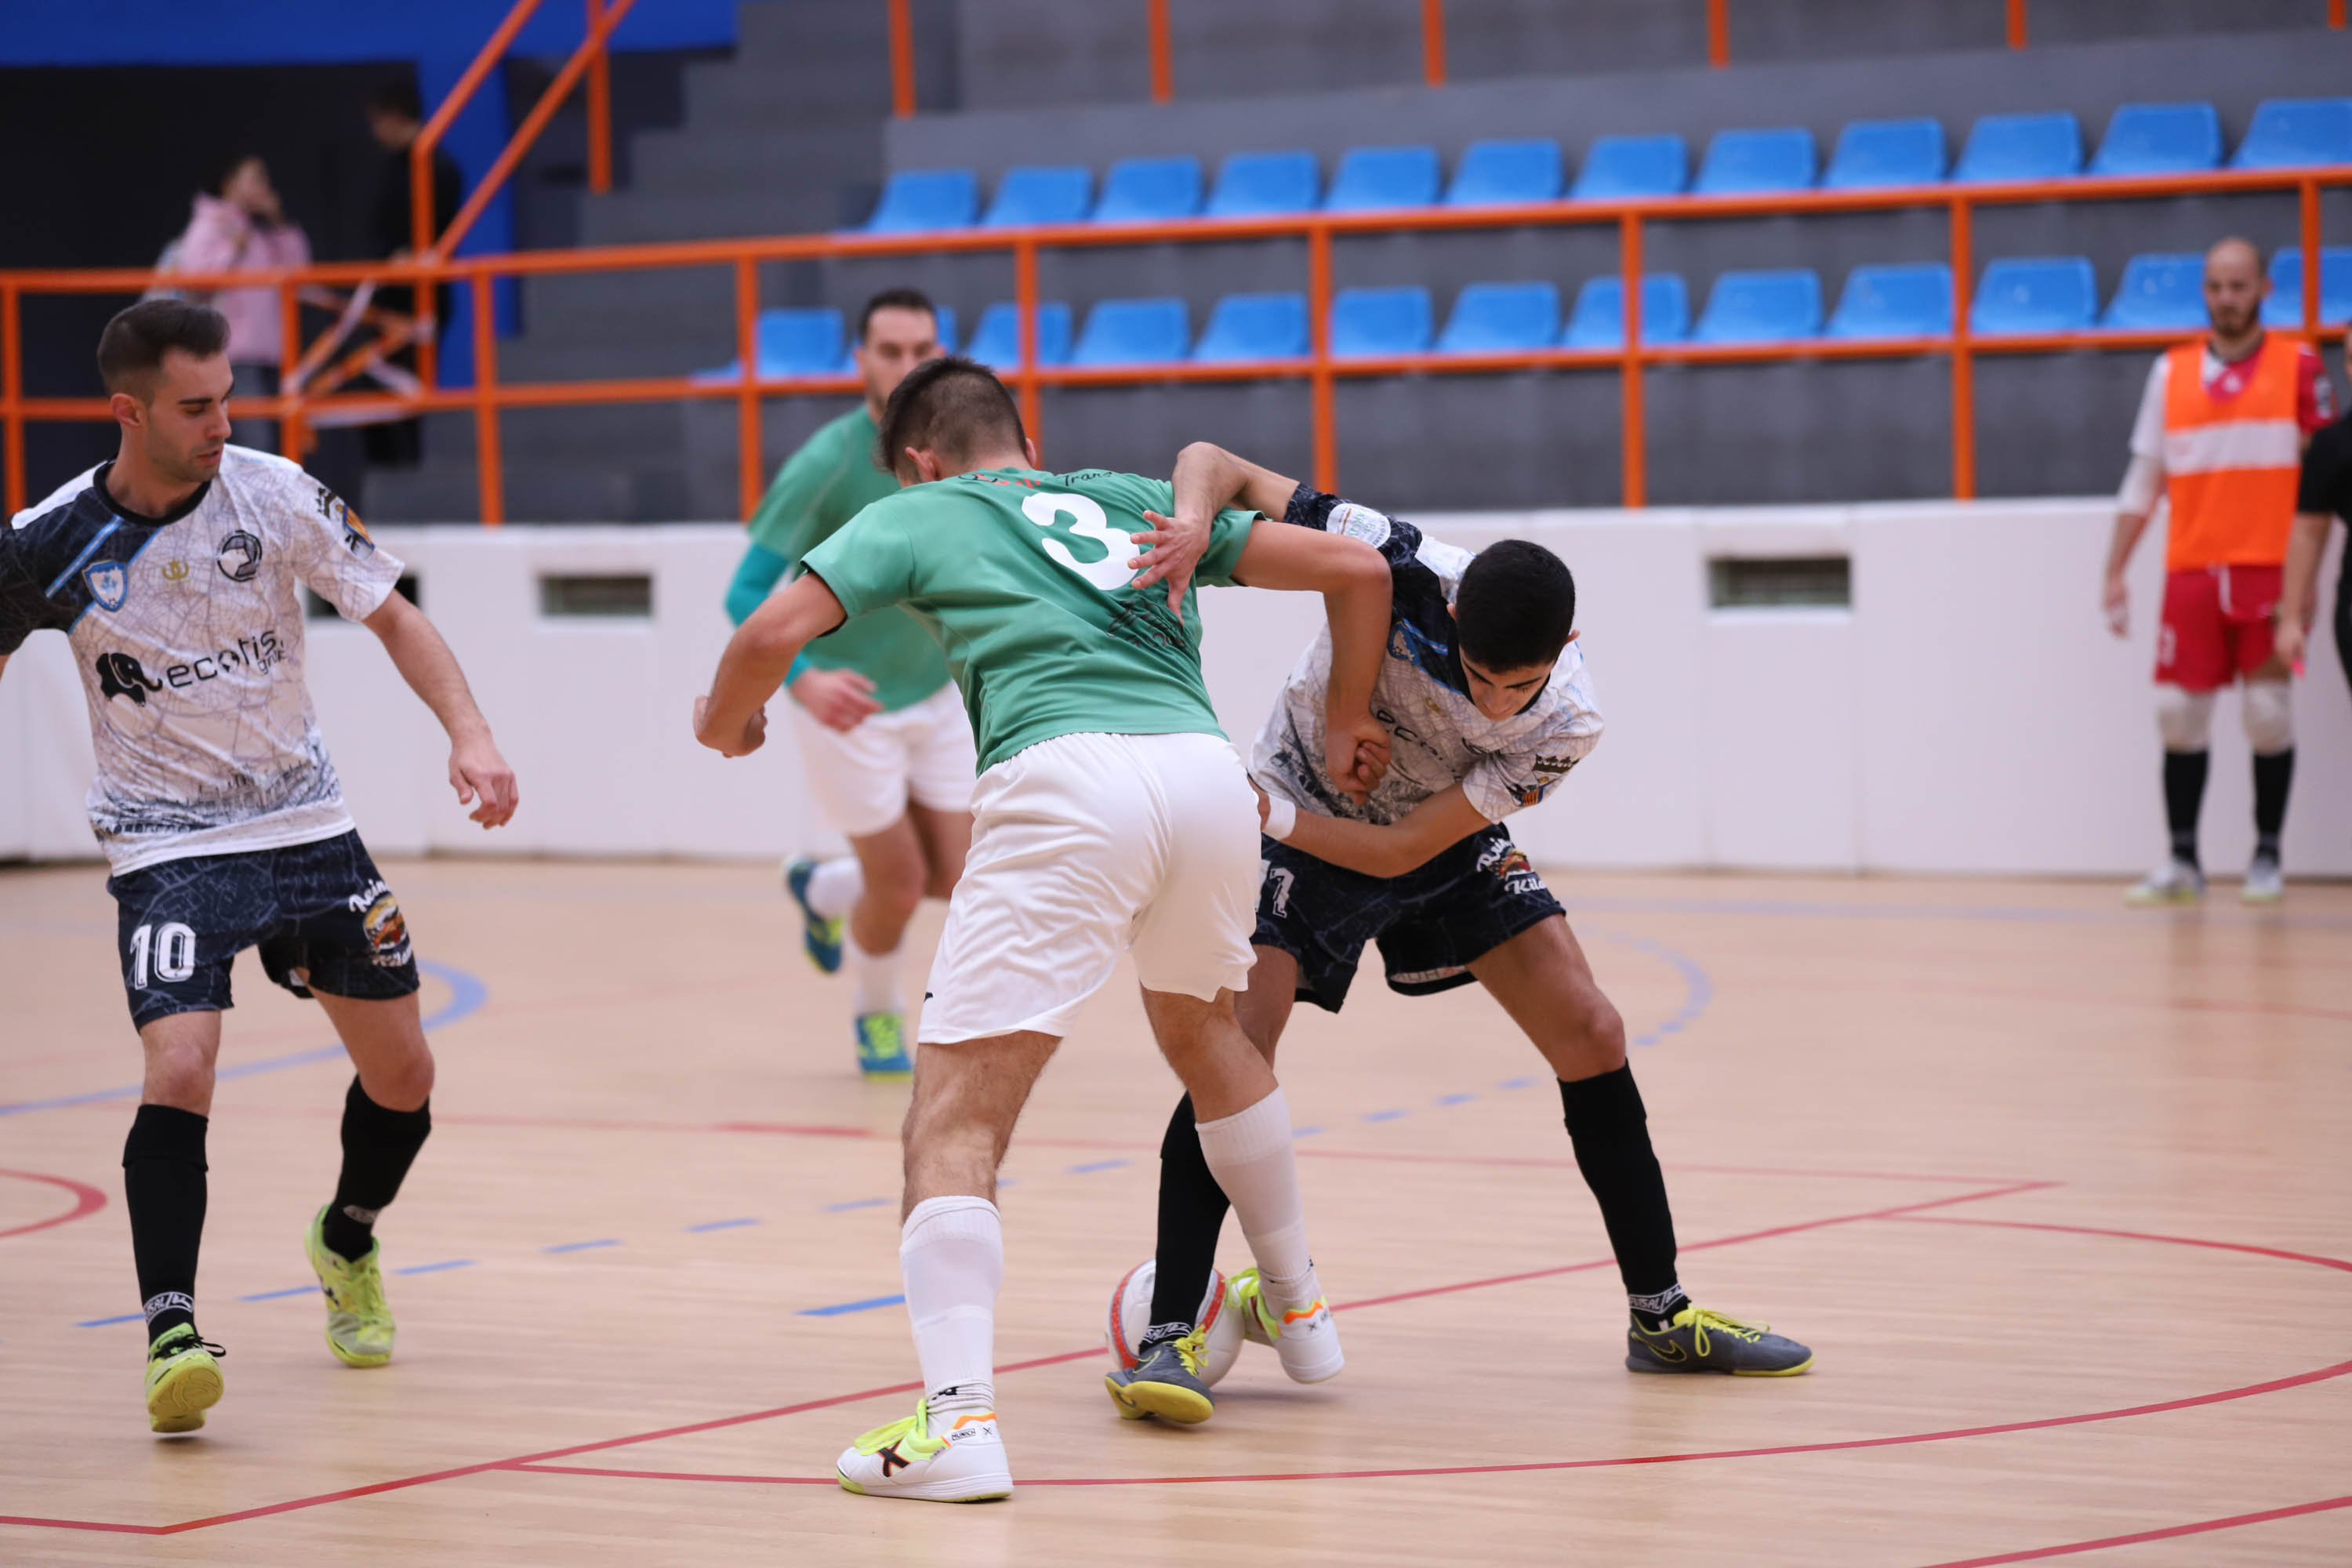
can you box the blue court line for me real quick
[544,1239,619,1254]
[1436,1093,1476,1106]
[684,1217,760,1232]
[824,1197,893,1213]
[394,1258,474,1276]
[799,1293,905,1317]
[0,957,488,1116]
[1361,1109,1409,1123]
[1498,1076,1541,1090]
[1066,1158,1129,1174]
[1291,1125,1323,1138]
[77,1312,143,1327]
[240,1284,318,1302]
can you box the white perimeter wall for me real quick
[3,500,2346,875]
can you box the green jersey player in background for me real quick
[692,357,1394,1502]
[723,288,966,1077]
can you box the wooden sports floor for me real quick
[3,858,2348,1566]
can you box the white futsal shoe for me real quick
[1227,1267,1345,1384]
[2241,854,2284,904]
[2125,858,2205,906]
[837,1396,1012,1503]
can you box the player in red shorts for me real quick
[2102,238,2332,903]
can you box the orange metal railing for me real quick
[5,164,2343,525]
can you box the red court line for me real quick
[0,1168,107,1241]
[0,1181,2030,1536]
[1916,1493,2352,1566]
[1739,971,2352,1025]
[509,1357,2352,1491]
[1901,1214,2352,1275]
[1298,1146,2022,1185]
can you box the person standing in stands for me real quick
[2103,237,2332,905]
[365,81,463,471]
[165,154,310,453]
[724,289,967,1079]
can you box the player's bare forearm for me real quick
[362,593,518,826]
[1171,441,1300,524]
[1231,520,1393,793]
[2277,510,2332,662]
[1279,786,1491,879]
[696,571,847,756]
[2104,511,2151,578]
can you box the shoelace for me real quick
[151,1333,227,1363]
[1682,1308,1766,1356]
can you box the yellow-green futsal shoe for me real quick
[145,1324,226,1433]
[304,1206,397,1367]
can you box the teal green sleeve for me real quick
[724,540,789,626]
[746,434,858,561]
[1191,506,1260,588]
[803,510,916,619]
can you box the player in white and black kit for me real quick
[1109,444,1811,1423]
[0,301,517,1434]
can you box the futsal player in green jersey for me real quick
[693,357,1394,1502]
[724,288,965,1077]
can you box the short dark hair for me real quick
[875,355,1028,475]
[858,286,938,344]
[98,299,230,394]
[208,151,263,198]
[369,80,423,122]
[1454,539,1576,672]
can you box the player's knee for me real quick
[368,1050,434,1112]
[1542,985,1626,1078]
[2242,681,2293,755]
[868,866,926,928]
[2154,684,2215,752]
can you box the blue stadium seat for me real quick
[963,302,1074,369]
[1825,263,1952,339]
[1691,270,1824,343]
[1693,128,1817,195]
[864,169,978,232]
[2089,103,2223,176]
[1436,281,1562,353]
[1821,118,1947,189]
[2260,247,2352,327]
[1325,146,1442,211]
[1562,274,1691,348]
[1193,292,1308,361]
[2233,97,2352,169]
[834,306,960,373]
[1206,151,1320,217]
[983,166,1092,227]
[1071,297,1191,365]
[1445,140,1563,205]
[1094,156,1203,223]
[2101,253,2206,330]
[756,308,845,376]
[1971,256,2098,335]
[1330,286,1434,357]
[1570,134,1689,200]
[1953,112,2082,183]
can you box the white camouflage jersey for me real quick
[0,446,403,873]
[1250,487,1602,826]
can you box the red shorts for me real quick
[2155,564,2281,691]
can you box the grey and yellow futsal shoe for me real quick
[1626,1305,1814,1376]
[1105,1330,1215,1425]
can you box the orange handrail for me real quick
[1148,0,1173,103]
[1421,0,1447,89]
[2007,0,2028,50]
[587,0,614,194]
[888,0,917,118]
[4,165,2342,522]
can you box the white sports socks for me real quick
[1195,1087,1319,1308]
[900,1196,1001,1417]
[849,935,905,1016]
[804,856,863,920]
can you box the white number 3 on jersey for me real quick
[1021,492,1135,593]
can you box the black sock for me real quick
[1142,1095,1232,1351]
[2252,748,2294,861]
[2163,750,2209,868]
[1559,1065,1685,1330]
[319,1077,432,1263]
[123,1103,208,1344]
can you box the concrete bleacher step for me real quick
[578,187,861,245]
[366,448,695,524]
[627,123,882,198]
[496,333,734,385]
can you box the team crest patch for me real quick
[349,879,413,967]
[84,561,127,612]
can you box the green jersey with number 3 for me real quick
[801,466,1256,772]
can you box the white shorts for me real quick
[789,681,977,839]
[918,731,1261,1045]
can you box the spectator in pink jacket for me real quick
[169,154,310,450]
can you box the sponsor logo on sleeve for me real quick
[318,484,374,556]
[84,561,127,612]
[1328,503,1392,549]
[217,530,263,582]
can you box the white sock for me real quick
[1195,1087,1321,1308]
[849,935,905,1016]
[900,1196,1001,1417]
[804,856,862,920]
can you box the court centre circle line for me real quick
[0,1168,107,1241]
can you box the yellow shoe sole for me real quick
[1105,1373,1214,1425]
[324,1328,391,1370]
[148,1357,224,1433]
[1733,1353,1817,1377]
